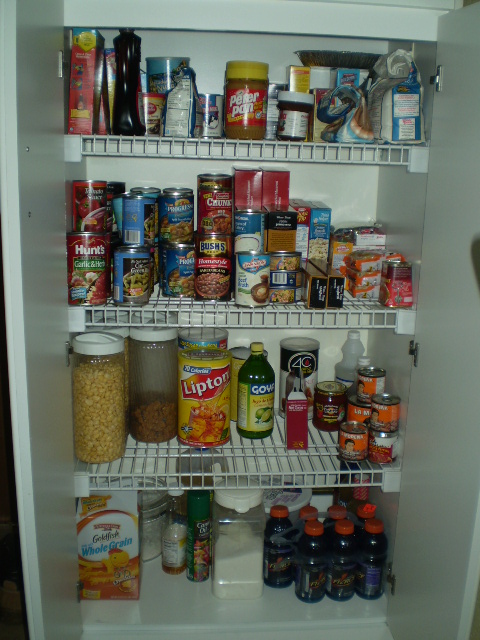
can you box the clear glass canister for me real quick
[224,61,269,140]
[138,489,168,562]
[129,326,178,442]
[72,332,126,463]
[212,486,265,599]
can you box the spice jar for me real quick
[212,486,265,599]
[72,332,126,463]
[224,61,269,140]
[138,489,168,562]
[277,91,314,142]
[129,327,178,443]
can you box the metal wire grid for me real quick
[75,417,388,491]
[83,295,398,330]
[80,135,411,166]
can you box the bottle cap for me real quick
[214,487,263,513]
[357,503,377,519]
[304,520,324,536]
[365,518,384,534]
[327,504,347,520]
[334,518,354,535]
[299,505,318,521]
[348,330,361,340]
[270,505,289,518]
[251,342,264,353]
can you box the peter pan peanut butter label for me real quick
[226,88,267,127]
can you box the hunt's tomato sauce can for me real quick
[67,232,111,305]
[338,421,368,462]
[72,180,107,232]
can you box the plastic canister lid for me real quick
[130,326,178,342]
[214,487,264,513]
[299,505,319,521]
[365,518,384,534]
[327,504,347,520]
[280,336,320,351]
[270,505,290,518]
[86,326,130,339]
[335,518,354,535]
[277,91,315,106]
[264,488,313,517]
[226,60,269,81]
[72,332,125,356]
[304,520,324,536]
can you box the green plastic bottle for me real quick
[237,342,275,439]
[186,490,211,582]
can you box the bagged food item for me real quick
[317,85,374,144]
[163,66,203,137]
[367,49,425,144]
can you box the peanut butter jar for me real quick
[224,61,269,140]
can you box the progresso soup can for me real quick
[159,188,194,243]
[162,242,195,297]
[178,349,231,447]
[113,245,152,305]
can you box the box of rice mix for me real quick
[308,201,331,262]
[77,492,140,600]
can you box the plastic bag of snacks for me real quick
[317,85,374,144]
[163,66,202,138]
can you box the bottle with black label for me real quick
[294,519,328,602]
[355,517,388,599]
[112,29,146,136]
[263,505,294,588]
[326,518,357,601]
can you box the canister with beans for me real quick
[72,332,126,463]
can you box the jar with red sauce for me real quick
[313,381,347,432]
[224,61,268,140]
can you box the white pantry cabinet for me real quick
[1,1,480,639]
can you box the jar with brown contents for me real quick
[224,61,269,140]
[129,327,178,443]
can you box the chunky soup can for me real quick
[178,349,231,447]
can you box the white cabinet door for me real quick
[0,0,82,638]
[387,4,480,639]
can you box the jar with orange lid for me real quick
[224,61,269,140]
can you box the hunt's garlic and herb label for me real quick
[76,492,140,600]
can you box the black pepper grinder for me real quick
[112,29,146,136]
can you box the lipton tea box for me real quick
[77,492,140,600]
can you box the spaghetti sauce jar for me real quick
[277,91,314,142]
[224,61,268,140]
[313,381,347,432]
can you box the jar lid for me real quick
[214,487,264,513]
[138,489,168,512]
[73,332,125,356]
[130,326,178,342]
[86,326,130,338]
[226,60,269,81]
[278,91,315,106]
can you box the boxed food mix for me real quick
[68,28,108,135]
[287,66,310,93]
[310,88,330,143]
[310,259,344,308]
[265,204,297,252]
[77,492,140,600]
[289,198,311,260]
[303,259,344,309]
[308,201,331,262]
[345,250,385,274]
[234,167,263,209]
[329,237,354,275]
[262,168,290,208]
[104,48,116,126]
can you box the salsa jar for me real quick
[313,381,347,432]
[224,61,268,140]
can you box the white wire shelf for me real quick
[74,415,401,495]
[76,135,414,166]
[71,294,399,331]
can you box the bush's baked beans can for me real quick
[197,184,233,235]
[235,252,270,307]
[357,367,386,404]
[339,421,368,462]
[72,180,107,232]
[194,233,232,301]
[370,393,400,432]
[178,327,229,351]
[159,188,194,243]
[113,245,152,305]
[279,337,319,418]
[67,232,111,305]
[233,209,266,253]
[122,191,159,245]
[312,381,347,432]
[368,427,398,464]
[347,394,372,424]
[269,251,302,272]
[162,242,195,297]
[178,349,231,447]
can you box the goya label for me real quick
[237,380,275,433]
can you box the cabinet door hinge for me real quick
[430,65,443,92]
[58,50,65,78]
[66,341,73,367]
[409,340,419,367]
[76,581,83,602]
[387,563,396,595]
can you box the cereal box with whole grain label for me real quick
[308,201,331,262]
[77,492,140,600]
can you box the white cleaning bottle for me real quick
[335,330,365,389]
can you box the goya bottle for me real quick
[264,505,294,588]
[294,520,328,603]
[326,518,357,601]
[355,518,388,599]
[237,342,275,439]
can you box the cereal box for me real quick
[308,201,331,262]
[77,492,140,600]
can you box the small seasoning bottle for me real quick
[186,490,211,582]
[277,91,314,142]
[224,61,269,140]
[162,489,187,575]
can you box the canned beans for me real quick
[370,393,400,432]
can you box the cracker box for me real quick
[234,167,263,209]
[68,28,107,135]
[262,169,290,208]
[287,65,310,93]
[77,492,140,600]
[265,204,297,252]
[290,198,311,260]
[308,201,332,262]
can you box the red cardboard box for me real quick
[234,168,263,209]
[68,28,107,135]
[262,169,290,208]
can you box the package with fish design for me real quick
[76,492,140,600]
